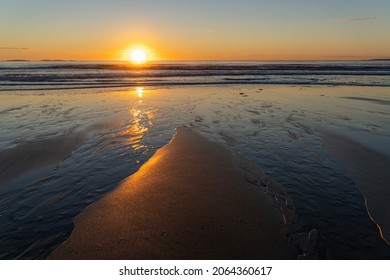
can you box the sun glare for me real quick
[137,87,143,97]
[130,49,147,64]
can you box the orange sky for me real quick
[1,1,389,61]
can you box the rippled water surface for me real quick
[1,60,390,90]
[0,85,389,259]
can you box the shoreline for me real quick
[49,127,295,259]
[319,128,390,245]
[1,84,389,259]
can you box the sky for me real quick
[0,0,389,61]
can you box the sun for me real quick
[130,49,147,64]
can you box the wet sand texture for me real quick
[320,129,390,245]
[49,127,293,259]
[0,121,110,187]
[0,133,86,187]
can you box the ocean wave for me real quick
[1,80,390,92]
[0,61,389,89]
[1,60,390,71]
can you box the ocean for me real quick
[1,60,390,91]
[0,60,390,259]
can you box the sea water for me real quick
[0,61,389,259]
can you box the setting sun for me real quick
[130,49,147,64]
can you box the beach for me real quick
[320,128,390,244]
[2,3,390,279]
[49,127,294,259]
[1,61,390,259]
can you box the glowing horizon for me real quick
[1,1,389,61]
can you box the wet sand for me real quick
[0,133,86,187]
[0,121,112,187]
[320,128,390,244]
[3,85,389,259]
[49,127,294,259]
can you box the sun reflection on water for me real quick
[137,87,143,98]
[108,87,154,151]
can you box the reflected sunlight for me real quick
[137,87,143,97]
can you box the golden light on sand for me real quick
[130,49,147,64]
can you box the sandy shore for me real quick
[49,127,294,259]
[0,121,110,188]
[0,133,86,187]
[320,128,390,245]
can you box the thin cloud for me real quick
[336,16,379,23]
[249,53,265,58]
[323,55,367,58]
[0,47,29,51]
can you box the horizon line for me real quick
[2,58,390,63]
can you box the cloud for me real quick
[336,16,379,23]
[204,28,214,33]
[0,47,29,51]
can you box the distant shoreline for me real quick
[5,59,76,62]
[368,58,390,61]
[5,59,31,62]
[2,59,390,63]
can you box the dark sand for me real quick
[320,129,390,244]
[49,127,294,259]
[0,133,87,187]
[0,122,111,187]
[341,96,390,106]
